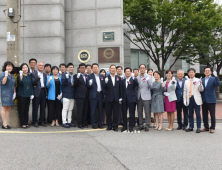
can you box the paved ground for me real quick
[0,122,222,170]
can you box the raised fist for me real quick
[105,77,108,83]
[66,74,69,79]
[89,79,93,86]
[19,70,23,77]
[5,71,8,77]
[77,73,81,78]
[160,78,163,83]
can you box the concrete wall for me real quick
[0,0,65,68]
[0,0,7,68]
[65,0,124,73]
[21,0,65,66]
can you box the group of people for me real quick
[0,59,221,134]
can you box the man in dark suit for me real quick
[104,64,121,132]
[116,66,124,125]
[74,63,89,129]
[201,66,221,133]
[87,63,105,129]
[175,69,188,130]
[121,67,139,133]
[31,62,48,127]
[86,64,92,125]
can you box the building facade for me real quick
[1,0,220,74]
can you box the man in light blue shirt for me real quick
[205,75,211,87]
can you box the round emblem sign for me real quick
[78,50,91,63]
[104,48,114,59]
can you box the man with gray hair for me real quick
[175,69,188,130]
[136,64,153,132]
[31,62,48,127]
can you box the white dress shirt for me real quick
[38,71,44,88]
[94,73,102,92]
[178,80,182,88]
[125,76,131,88]
[110,74,115,86]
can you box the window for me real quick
[131,50,149,69]
[200,64,205,73]
[182,60,190,73]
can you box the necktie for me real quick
[70,74,74,86]
[189,79,193,98]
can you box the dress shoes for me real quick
[68,123,76,127]
[92,125,97,129]
[137,127,144,131]
[201,128,209,132]
[177,126,182,130]
[34,123,39,127]
[78,125,83,129]
[113,127,118,132]
[185,128,193,132]
[145,127,149,132]
[106,126,112,130]
[62,123,70,128]
[39,123,47,127]
[182,126,186,130]
[129,128,134,133]
[83,124,88,128]
[121,127,127,132]
[98,125,103,129]
[210,129,215,133]
[196,128,201,133]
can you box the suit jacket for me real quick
[61,73,75,99]
[201,76,221,103]
[87,73,105,100]
[74,74,88,99]
[31,70,47,97]
[121,77,139,103]
[176,78,186,102]
[164,80,177,102]
[183,77,204,106]
[104,75,121,102]
[136,74,152,100]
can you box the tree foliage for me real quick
[123,0,222,76]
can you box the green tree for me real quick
[123,0,222,76]
[181,24,222,76]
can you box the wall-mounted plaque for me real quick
[78,50,91,63]
[98,47,120,63]
[103,32,115,42]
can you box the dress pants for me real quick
[90,92,103,126]
[176,96,188,127]
[45,99,50,123]
[76,96,88,126]
[118,103,123,124]
[87,100,91,124]
[188,96,201,129]
[105,100,119,128]
[62,98,74,124]
[48,99,62,122]
[137,96,150,128]
[202,102,216,130]
[32,88,46,124]
[18,96,30,126]
[122,97,136,129]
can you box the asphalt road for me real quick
[0,123,221,170]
